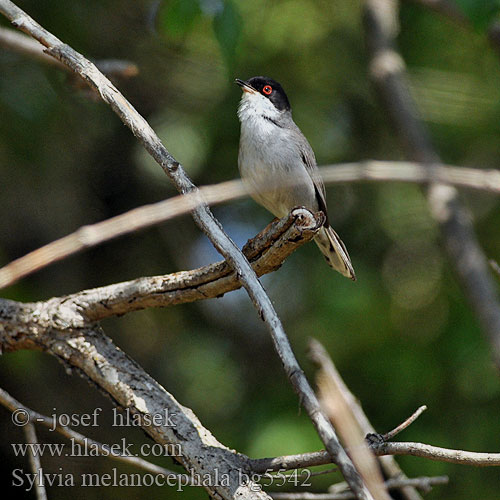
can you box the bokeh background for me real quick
[2,0,500,498]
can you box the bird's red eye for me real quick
[262,85,272,95]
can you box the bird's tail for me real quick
[314,226,356,280]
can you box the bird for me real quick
[235,76,356,280]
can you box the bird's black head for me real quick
[236,76,291,112]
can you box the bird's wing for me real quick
[296,132,330,226]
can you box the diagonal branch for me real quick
[21,209,322,327]
[0,311,270,499]
[0,1,372,497]
[310,340,390,500]
[363,0,500,368]
[59,209,323,323]
[23,422,48,500]
[0,26,138,79]
[0,388,188,483]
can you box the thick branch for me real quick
[0,312,269,499]
[7,209,321,329]
[363,0,500,368]
[59,209,323,323]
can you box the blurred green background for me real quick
[1,0,500,498]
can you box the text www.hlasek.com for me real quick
[11,438,182,458]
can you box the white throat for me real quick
[237,92,282,127]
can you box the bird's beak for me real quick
[235,78,256,94]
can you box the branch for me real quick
[309,340,423,500]
[1,160,499,290]
[0,388,190,483]
[379,406,427,441]
[0,314,270,499]
[371,441,500,466]
[0,2,372,497]
[23,423,48,500]
[491,260,500,279]
[0,26,138,79]
[269,476,448,499]
[18,209,323,327]
[310,340,390,500]
[363,0,500,368]
[249,452,332,474]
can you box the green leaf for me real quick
[213,0,242,67]
[161,0,202,39]
[455,0,500,32]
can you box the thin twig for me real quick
[0,2,371,497]
[309,339,423,500]
[381,406,427,441]
[490,260,500,279]
[251,434,500,471]
[270,476,448,499]
[23,423,48,500]
[1,160,499,290]
[372,441,500,466]
[363,0,500,368]
[0,26,138,79]
[0,388,190,483]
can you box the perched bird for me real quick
[236,76,356,280]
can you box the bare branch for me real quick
[251,434,500,472]
[270,476,448,499]
[0,26,138,79]
[310,340,390,500]
[249,451,333,474]
[17,209,321,327]
[0,387,190,483]
[380,406,427,441]
[309,340,423,500]
[23,423,47,500]
[371,441,500,466]
[491,260,500,278]
[1,160,499,291]
[363,0,500,368]
[0,315,270,499]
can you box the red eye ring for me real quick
[262,85,272,95]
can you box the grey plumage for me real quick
[236,76,355,280]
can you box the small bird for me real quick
[236,76,356,280]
